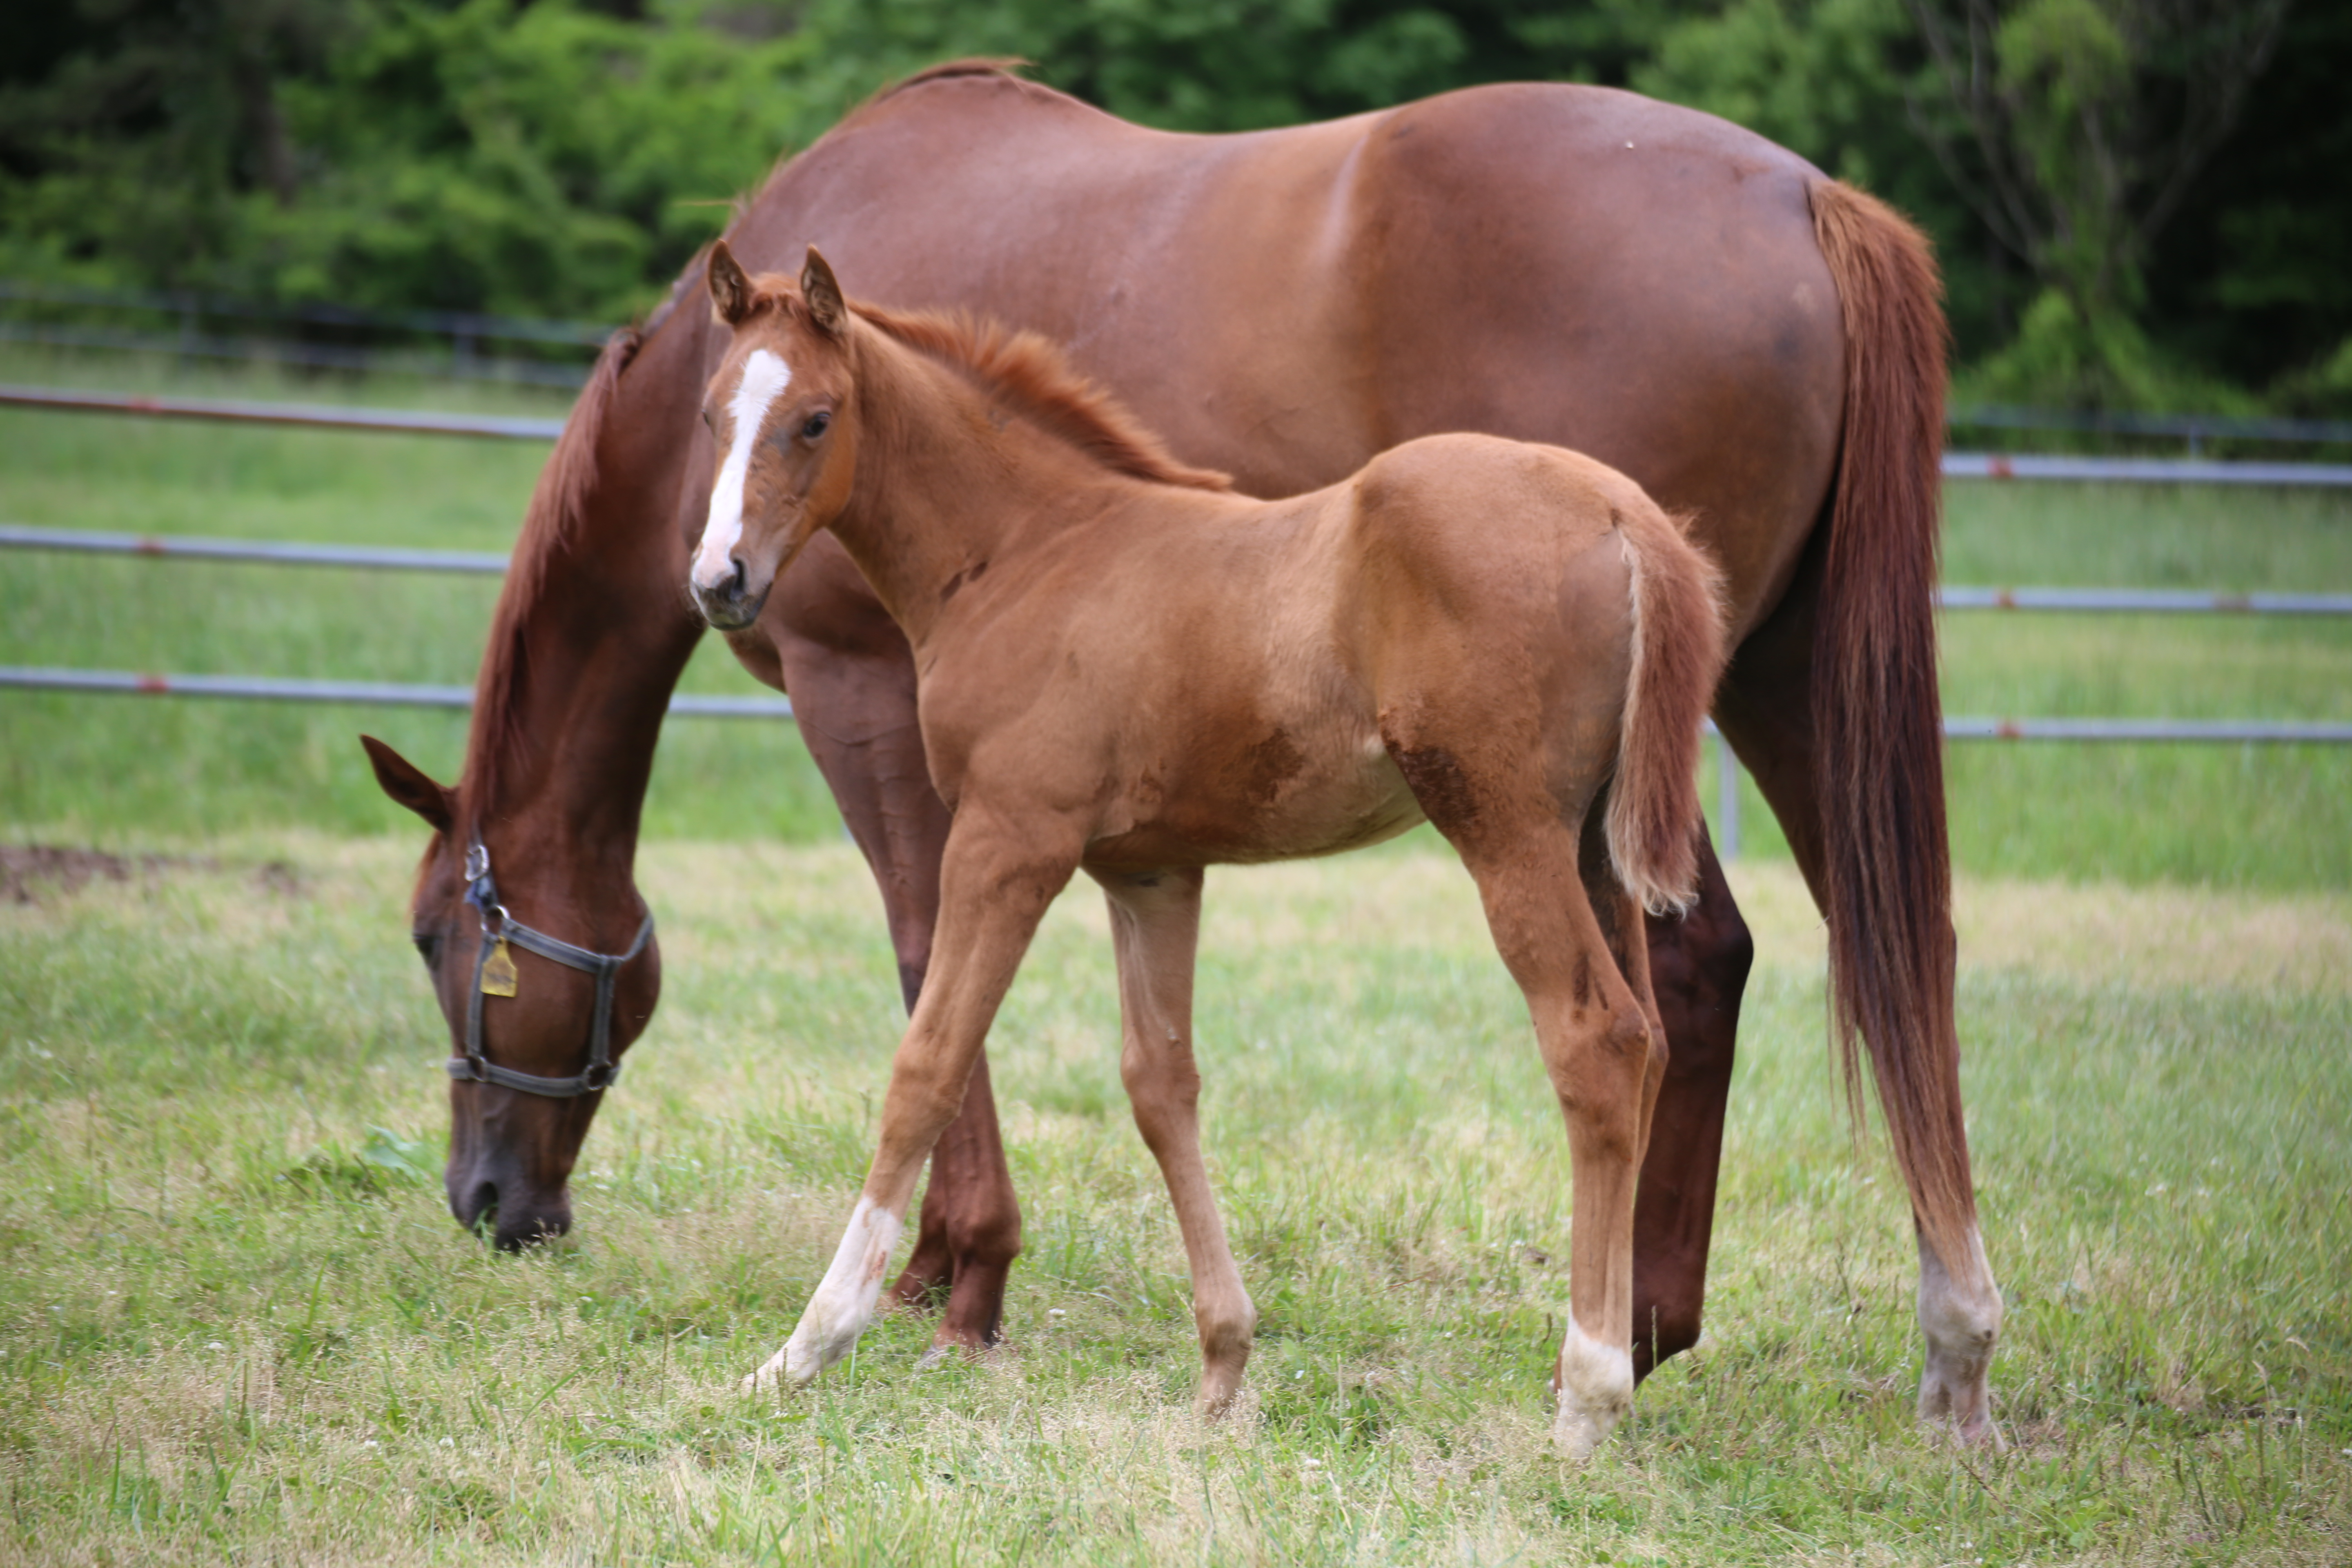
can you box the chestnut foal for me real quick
[689,245,1728,1456]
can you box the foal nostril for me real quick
[726,557,747,597]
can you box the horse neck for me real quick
[829,323,1140,645]
[463,303,708,899]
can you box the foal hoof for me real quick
[1552,1403,1626,1464]
[1552,1326,1635,1462]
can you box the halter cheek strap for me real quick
[447,839,655,1099]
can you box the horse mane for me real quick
[734,275,1227,492]
[862,300,1232,491]
[461,324,643,816]
[860,58,1058,112]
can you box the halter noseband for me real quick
[445,837,655,1098]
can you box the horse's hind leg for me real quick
[1632,824,1753,1379]
[1457,815,1667,1459]
[1093,865,1256,1417]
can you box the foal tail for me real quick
[1606,501,1728,917]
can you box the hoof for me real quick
[1193,1363,1248,1419]
[1918,1360,2004,1448]
[1553,1322,1634,1462]
[1552,1403,1625,1464]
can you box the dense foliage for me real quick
[2,0,2344,408]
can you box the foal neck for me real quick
[830,319,1199,644]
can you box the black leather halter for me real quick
[444,838,655,1098]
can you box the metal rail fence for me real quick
[13,526,2352,618]
[14,383,2352,486]
[6,386,2347,858]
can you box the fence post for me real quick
[1716,736,1740,862]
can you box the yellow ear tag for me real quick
[480,939,519,998]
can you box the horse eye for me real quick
[802,411,831,440]
[412,933,441,968]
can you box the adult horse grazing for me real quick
[693,245,1731,1455]
[361,62,2000,1438]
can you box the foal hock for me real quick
[694,244,1728,1456]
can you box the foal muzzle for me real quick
[692,558,768,631]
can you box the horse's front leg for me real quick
[743,805,1081,1391]
[762,558,1022,1356]
[1093,866,1255,1415]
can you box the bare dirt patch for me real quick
[2,844,143,904]
[0,844,253,904]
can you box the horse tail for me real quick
[1606,498,1728,918]
[1807,177,1978,1273]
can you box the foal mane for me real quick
[860,301,1233,492]
[461,324,642,816]
[735,276,1226,492]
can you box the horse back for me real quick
[745,71,1842,640]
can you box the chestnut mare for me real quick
[361,62,2000,1439]
[688,245,1732,1453]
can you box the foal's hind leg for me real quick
[1458,818,1668,1459]
[1093,866,1256,1416]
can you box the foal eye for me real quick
[801,411,831,440]
[412,933,441,969]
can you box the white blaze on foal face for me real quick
[693,347,793,592]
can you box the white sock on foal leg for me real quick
[743,1196,902,1392]
[1552,1316,1636,1461]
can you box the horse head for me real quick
[360,734,660,1250]
[688,242,861,631]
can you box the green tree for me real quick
[1903,0,2293,405]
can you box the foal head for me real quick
[688,241,860,630]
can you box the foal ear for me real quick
[801,247,846,337]
[360,735,456,833]
[708,240,754,327]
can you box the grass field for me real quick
[4,351,2351,1562]
[3,842,2348,1564]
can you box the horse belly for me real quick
[1085,713,1421,871]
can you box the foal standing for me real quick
[689,244,1728,1457]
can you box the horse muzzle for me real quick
[449,1164,575,1250]
[691,557,768,632]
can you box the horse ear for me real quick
[708,240,753,327]
[360,735,456,833]
[802,247,846,336]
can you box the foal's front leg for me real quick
[1095,866,1256,1415]
[744,808,1081,1392]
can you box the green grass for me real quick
[0,349,842,840]
[2,842,2346,1563]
